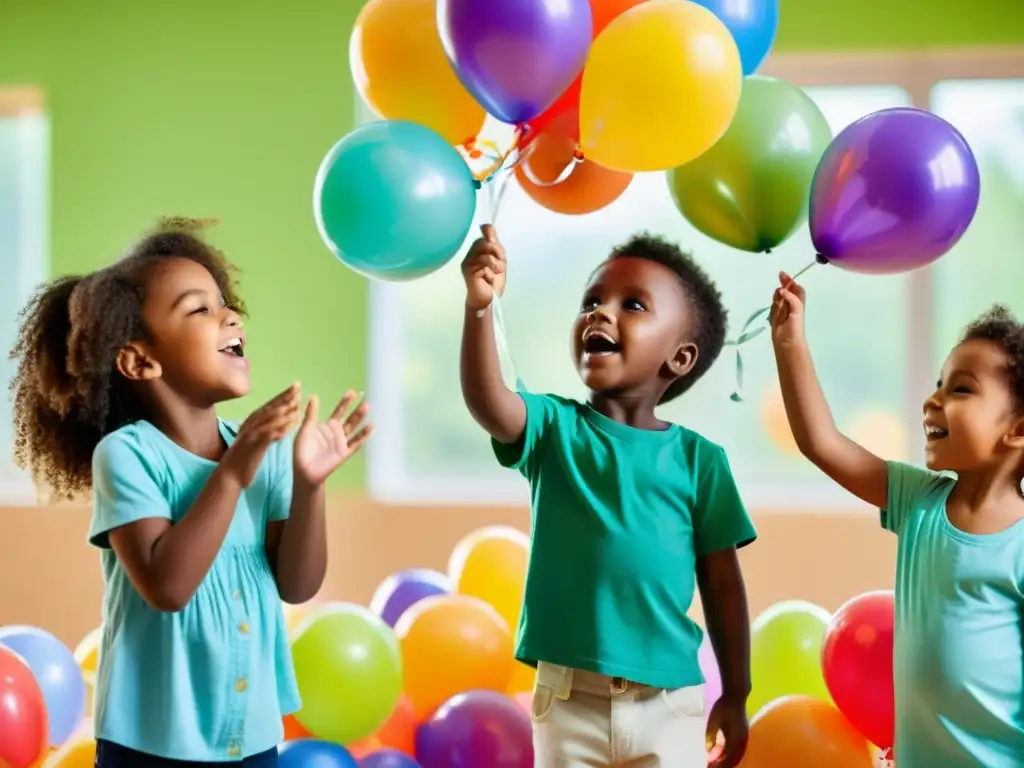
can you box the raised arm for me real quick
[771,272,888,509]
[460,224,526,444]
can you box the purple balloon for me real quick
[698,635,722,718]
[809,107,980,275]
[415,690,533,768]
[359,749,421,768]
[437,0,593,125]
[369,569,451,628]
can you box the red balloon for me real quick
[522,0,648,144]
[0,646,49,768]
[821,590,895,751]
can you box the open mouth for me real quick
[924,424,948,441]
[219,338,245,358]
[583,331,621,356]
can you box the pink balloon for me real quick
[699,636,722,718]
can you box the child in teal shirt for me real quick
[772,272,1024,766]
[8,218,371,766]
[461,226,757,768]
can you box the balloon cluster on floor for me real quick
[741,592,896,768]
[318,0,980,286]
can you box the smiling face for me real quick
[129,257,250,404]
[923,338,1024,471]
[571,256,696,398]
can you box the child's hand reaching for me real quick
[293,389,372,488]
[462,224,507,312]
[770,271,807,349]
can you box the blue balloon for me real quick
[369,569,451,628]
[279,740,358,768]
[691,0,779,75]
[314,120,477,282]
[359,748,422,768]
[0,625,85,747]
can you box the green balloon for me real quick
[747,600,833,718]
[667,76,832,253]
[292,603,402,744]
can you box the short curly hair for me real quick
[961,304,1024,411]
[9,217,245,499]
[606,233,727,404]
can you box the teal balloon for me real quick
[314,120,476,281]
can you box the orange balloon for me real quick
[282,714,310,741]
[396,594,514,718]
[347,737,383,759]
[761,384,800,457]
[505,661,537,695]
[516,133,632,216]
[350,0,486,145]
[375,695,417,755]
[526,0,649,142]
[448,526,529,634]
[740,696,873,768]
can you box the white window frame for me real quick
[0,87,49,504]
[364,47,1024,507]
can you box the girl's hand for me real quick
[293,390,372,488]
[770,271,807,350]
[222,384,301,488]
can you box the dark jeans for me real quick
[95,740,278,768]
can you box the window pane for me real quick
[369,85,913,502]
[930,80,1024,365]
[0,113,47,500]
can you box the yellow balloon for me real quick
[350,0,486,146]
[448,526,529,634]
[579,0,743,172]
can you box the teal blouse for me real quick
[88,419,301,762]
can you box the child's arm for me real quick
[105,386,301,612]
[460,225,526,445]
[266,391,371,603]
[771,272,888,509]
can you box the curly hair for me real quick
[9,217,245,499]
[606,233,727,404]
[962,304,1024,411]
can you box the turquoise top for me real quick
[89,419,300,762]
[493,392,756,690]
[883,461,1024,767]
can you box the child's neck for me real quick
[946,461,1024,535]
[147,401,224,461]
[588,392,669,431]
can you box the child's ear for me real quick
[666,342,698,378]
[1003,417,1024,450]
[115,343,162,382]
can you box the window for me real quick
[930,79,1024,364]
[366,51,1024,506]
[0,91,48,502]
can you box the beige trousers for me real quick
[531,662,708,767]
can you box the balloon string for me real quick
[724,255,826,402]
[475,151,527,393]
[470,127,525,182]
[520,144,583,188]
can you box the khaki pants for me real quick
[531,662,708,767]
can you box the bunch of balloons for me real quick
[321,0,781,281]
[738,592,896,768]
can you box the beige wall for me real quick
[0,499,895,648]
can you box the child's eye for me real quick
[581,297,599,312]
[953,386,972,394]
[624,298,646,311]
[189,305,210,315]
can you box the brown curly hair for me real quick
[962,304,1024,411]
[9,217,246,499]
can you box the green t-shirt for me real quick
[493,392,756,689]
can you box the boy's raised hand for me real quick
[462,224,507,312]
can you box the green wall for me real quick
[0,0,1020,490]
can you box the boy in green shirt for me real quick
[460,226,757,767]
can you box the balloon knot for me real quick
[815,253,829,265]
[572,147,584,162]
[764,248,773,255]
[472,179,483,190]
